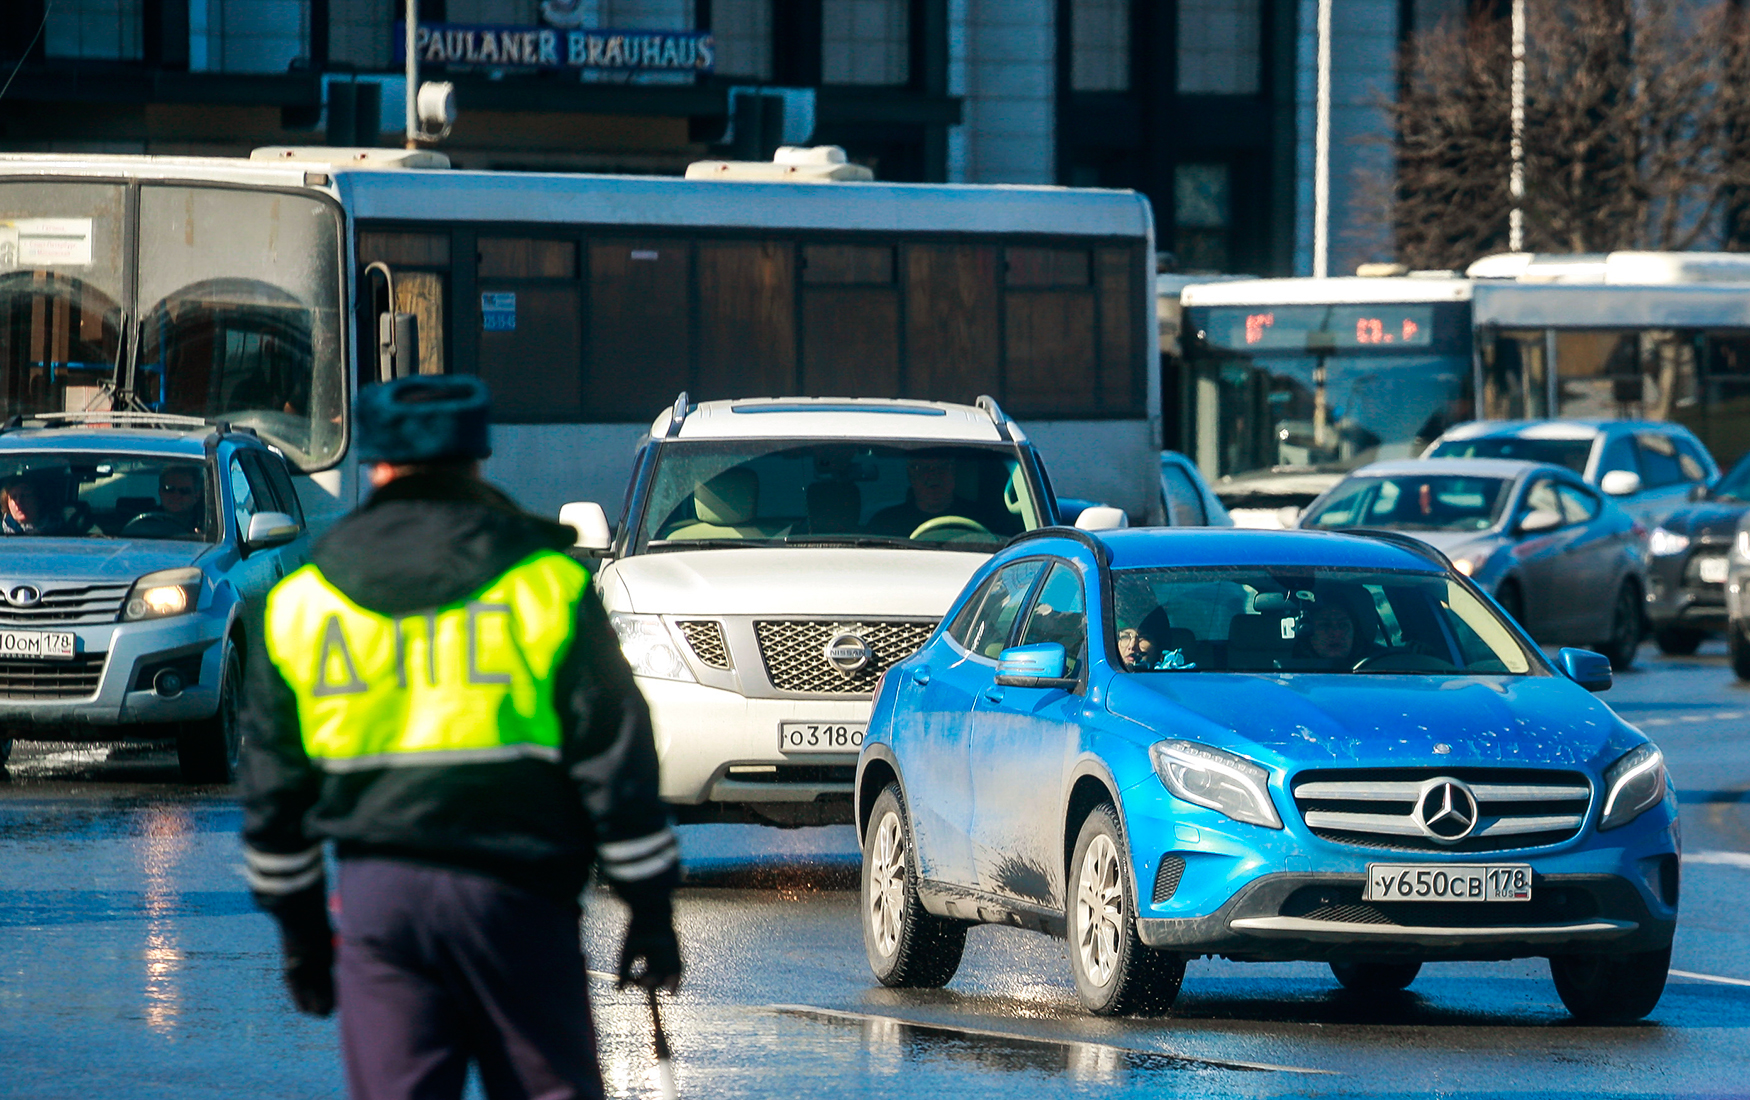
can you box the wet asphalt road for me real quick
[3,643,1750,1099]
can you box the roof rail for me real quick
[1,411,214,433]
[1332,527,1454,570]
[662,392,691,439]
[976,394,1015,441]
[1003,525,1112,566]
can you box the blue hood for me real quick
[1106,671,1643,772]
[0,538,211,584]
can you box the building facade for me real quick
[0,1,1467,276]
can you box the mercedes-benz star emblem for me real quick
[1414,778,1479,843]
[823,631,873,674]
[6,585,41,608]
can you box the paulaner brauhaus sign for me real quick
[394,22,714,74]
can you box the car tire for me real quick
[862,784,966,988]
[1730,624,1750,681]
[1550,946,1670,1023]
[177,642,242,784]
[1330,960,1422,992]
[1597,583,1641,670]
[1654,625,1705,657]
[1067,804,1186,1016]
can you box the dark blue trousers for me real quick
[336,859,606,1100]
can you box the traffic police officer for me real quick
[239,375,680,1100]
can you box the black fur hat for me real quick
[355,375,492,463]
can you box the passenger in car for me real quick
[1117,608,1194,671]
[805,479,862,534]
[1,475,73,536]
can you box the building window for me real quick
[1071,0,1129,92]
[1177,0,1260,95]
[712,0,772,79]
[45,0,144,60]
[822,0,908,85]
[190,0,311,74]
[1174,163,1230,271]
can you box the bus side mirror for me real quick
[378,312,419,382]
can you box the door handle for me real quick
[983,685,1005,704]
[910,666,931,686]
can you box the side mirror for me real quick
[559,501,612,552]
[1599,469,1642,497]
[1074,506,1128,531]
[994,643,1077,690]
[1517,508,1562,534]
[244,511,300,549]
[1556,646,1612,692]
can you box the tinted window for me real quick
[229,454,264,536]
[0,452,213,541]
[1597,433,1638,479]
[1523,478,1563,524]
[1430,435,1593,474]
[1636,432,1687,488]
[951,560,1046,658]
[1160,464,1207,526]
[1017,562,1087,674]
[1714,453,1750,502]
[1111,565,1533,674]
[250,449,305,525]
[1301,475,1512,532]
[1558,483,1600,524]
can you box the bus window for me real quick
[801,244,899,397]
[905,244,1000,405]
[1005,246,1097,416]
[587,239,689,419]
[697,240,796,401]
[359,232,448,379]
[477,237,582,421]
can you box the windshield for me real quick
[1301,475,1513,532]
[1111,566,1533,675]
[1713,453,1750,503]
[1185,303,1473,481]
[634,440,1046,554]
[0,452,214,541]
[0,181,345,471]
[0,183,127,418]
[1428,435,1592,474]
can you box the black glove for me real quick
[276,891,335,1017]
[616,895,682,992]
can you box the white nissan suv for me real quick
[561,395,1077,826]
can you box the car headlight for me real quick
[1736,530,1750,561]
[1150,740,1282,829]
[1648,528,1690,556]
[609,613,696,683]
[1453,549,1491,577]
[1599,743,1667,831]
[122,567,203,621]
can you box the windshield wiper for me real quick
[774,535,927,549]
[645,538,779,551]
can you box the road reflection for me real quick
[138,803,194,1034]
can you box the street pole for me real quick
[1509,0,1525,252]
[405,0,419,149]
[1314,0,1332,278]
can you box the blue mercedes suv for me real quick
[856,527,1679,1022]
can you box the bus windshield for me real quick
[0,182,345,471]
[1185,302,1473,481]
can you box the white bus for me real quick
[1172,252,1750,523]
[0,148,1161,528]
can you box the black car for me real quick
[1645,452,1750,654]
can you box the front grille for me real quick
[0,653,106,699]
[676,620,731,670]
[1152,856,1185,904]
[1279,883,1599,927]
[0,582,129,626]
[1292,768,1591,853]
[754,619,936,695]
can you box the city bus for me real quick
[1172,252,1750,523]
[0,148,1161,529]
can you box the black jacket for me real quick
[238,473,677,913]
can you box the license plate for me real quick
[1364,863,1532,902]
[0,629,74,660]
[778,722,865,754]
[1700,555,1730,584]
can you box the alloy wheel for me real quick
[868,811,907,959]
[1076,834,1124,987]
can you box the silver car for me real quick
[1299,458,1648,668]
[0,415,308,780]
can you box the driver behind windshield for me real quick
[870,455,999,538]
[2,475,73,536]
[1293,589,1384,668]
[156,465,206,535]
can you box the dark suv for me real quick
[0,413,308,780]
[1646,450,1750,655]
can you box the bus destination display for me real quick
[1199,305,1439,352]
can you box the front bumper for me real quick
[1135,871,1673,960]
[641,676,866,807]
[0,614,227,736]
[1647,546,1728,629]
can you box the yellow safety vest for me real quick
[264,551,590,771]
